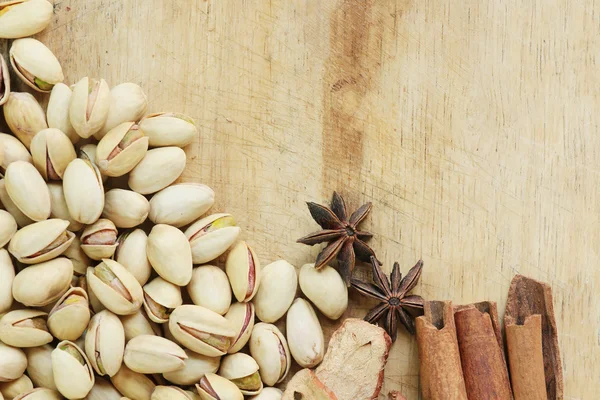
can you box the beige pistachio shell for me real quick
[0,250,15,314]
[0,0,53,39]
[47,287,90,341]
[124,335,187,374]
[13,388,62,400]
[187,265,231,315]
[253,260,297,323]
[9,38,63,93]
[96,122,149,177]
[120,309,161,342]
[86,259,144,315]
[111,365,156,400]
[103,189,149,228]
[162,350,220,386]
[0,133,32,176]
[149,183,214,227]
[196,373,243,400]
[128,147,186,195]
[0,309,52,347]
[0,179,32,227]
[30,128,75,180]
[24,345,56,391]
[139,112,197,148]
[2,92,47,149]
[12,257,73,307]
[78,143,98,163]
[88,377,122,400]
[0,55,10,107]
[85,310,125,376]
[143,277,183,324]
[249,388,283,400]
[51,340,95,399]
[98,83,148,138]
[299,263,348,320]
[4,160,51,221]
[249,323,290,386]
[81,218,118,260]
[47,83,79,143]
[0,373,33,398]
[8,219,74,264]
[0,210,17,248]
[226,241,261,302]
[47,182,83,231]
[115,229,151,285]
[63,236,90,275]
[147,224,193,286]
[286,298,324,368]
[185,214,240,264]
[0,341,27,382]
[151,386,194,400]
[225,302,255,354]
[219,353,262,395]
[69,77,110,139]
[63,158,105,224]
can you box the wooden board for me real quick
[2,0,599,398]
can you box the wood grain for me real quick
[2,0,598,398]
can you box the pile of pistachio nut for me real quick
[0,1,351,400]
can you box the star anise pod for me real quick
[351,257,424,341]
[297,192,379,285]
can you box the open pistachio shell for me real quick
[69,77,110,139]
[96,122,149,177]
[151,386,194,400]
[0,133,32,177]
[249,387,283,400]
[253,260,297,323]
[0,179,32,227]
[14,388,62,400]
[9,38,64,93]
[4,160,51,221]
[0,309,52,348]
[249,323,290,386]
[87,377,122,400]
[225,302,255,354]
[187,265,231,315]
[185,214,241,264]
[63,158,105,224]
[0,374,33,398]
[81,218,118,260]
[120,309,161,342]
[30,128,76,180]
[86,259,144,315]
[47,287,90,341]
[0,250,15,314]
[102,189,149,228]
[143,277,183,324]
[219,353,263,395]
[12,257,73,307]
[0,341,27,382]
[8,219,75,264]
[0,55,10,106]
[110,365,156,400]
[128,147,186,195]
[2,92,47,149]
[98,83,148,139]
[124,335,187,374]
[0,0,53,39]
[0,210,17,248]
[299,263,348,320]
[162,350,220,386]
[25,345,56,391]
[147,224,193,286]
[196,373,243,400]
[149,183,214,227]
[51,340,95,399]
[47,182,83,231]
[226,241,261,302]
[115,229,151,286]
[85,310,125,377]
[47,83,79,143]
[63,236,91,275]
[139,112,197,148]
[286,298,324,368]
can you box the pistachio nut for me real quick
[219,353,262,395]
[86,259,144,315]
[139,112,198,148]
[185,214,241,264]
[97,83,148,139]
[225,241,261,303]
[299,263,348,320]
[110,365,156,400]
[80,275,107,314]
[30,128,76,180]
[63,158,105,224]
[96,122,149,177]
[168,305,236,357]
[9,38,64,93]
[81,218,118,260]
[149,183,214,227]
[47,83,79,143]
[143,277,183,324]
[128,147,186,195]
[249,388,283,400]
[187,265,231,315]
[88,377,122,400]
[0,341,27,382]
[0,210,17,248]
[151,386,194,400]
[4,160,51,221]
[249,323,290,386]
[103,189,149,228]
[51,340,95,399]
[0,55,10,106]
[124,335,187,374]
[196,373,243,400]
[114,229,151,285]
[163,350,220,386]
[85,310,125,376]
[8,219,75,264]
[120,309,161,342]
[0,179,32,227]
[224,302,255,354]
[13,388,62,400]
[147,224,193,286]
[12,257,73,307]
[253,260,297,323]
[25,345,56,391]
[0,133,32,177]
[69,77,111,139]
[47,182,83,231]
[63,236,90,275]
[2,92,48,149]
[0,373,33,398]
[286,298,324,368]
[47,287,90,341]
[0,309,52,347]
[0,250,15,314]
[78,143,98,163]
[0,0,53,39]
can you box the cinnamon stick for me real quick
[505,314,547,400]
[416,301,468,400]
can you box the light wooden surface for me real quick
[2,0,598,398]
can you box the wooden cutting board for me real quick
[2,0,598,398]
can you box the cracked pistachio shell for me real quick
[9,39,64,93]
[69,77,110,139]
[81,218,118,260]
[0,374,33,398]
[47,182,83,231]
[12,257,73,307]
[98,83,148,139]
[124,335,187,374]
[47,287,90,341]
[0,0,53,39]
[187,265,231,315]
[14,388,62,400]
[286,298,324,368]
[0,133,32,177]
[47,83,78,143]
[85,310,125,377]
[219,353,262,395]
[86,259,144,315]
[96,122,149,177]
[196,373,243,400]
[299,263,348,320]
[0,250,15,314]
[0,179,32,227]
[249,323,290,386]
[226,241,261,302]
[115,229,151,286]
[4,161,50,221]
[0,309,52,347]
[8,219,74,264]
[63,158,105,224]
[110,365,156,400]
[149,183,214,227]
[88,377,122,400]
[185,214,240,264]
[25,345,56,390]
[30,128,75,180]
[147,224,192,286]
[163,350,220,386]
[0,210,17,248]
[51,340,95,399]
[168,305,236,357]
[151,386,194,400]
[143,277,183,324]
[249,388,283,400]
[0,341,26,382]
[253,260,297,323]
[225,302,255,354]
[2,92,47,149]
[0,55,10,106]
[63,236,90,275]
[103,189,149,228]
[139,113,197,148]
[120,309,161,342]
[128,147,186,195]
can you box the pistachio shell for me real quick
[96,122,149,177]
[151,386,193,400]
[187,265,231,315]
[81,218,118,260]
[63,158,105,224]
[219,353,262,395]
[139,113,198,148]
[162,350,220,386]
[299,263,348,320]
[0,133,32,176]
[128,147,186,195]
[14,388,62,400]
[78,143,98,163]
[85,310,125,376]
[2,92,47,149]
[87,377,122,400]
[0,0,53,39]
[47,182,83,231]
[51,340,95,399]
[226,241,261,302]
[0,210,17,247]
[25,345,56,391]
[103,189,149,228]
[124,335,187,374]
[143,277,183,324]
[0,55,10,107]
[86,259,144,315]
[120,309,161,342]
[286,298,324,368]
[8,219,74,264]
[149,183,214,227]
[253,260,297,323]
[185,214,241,264]
[0,250,15,314]
[0,374,33,398]
[63,236,90,275]
[224,302,255,354]
[249,323,290,386]
[249,387,283,400]
[47,83,79,143]
[196,373,243,400]
[9,38,63,93]
[0,341,26,382]
[30,128,75,181]
[4,160,51,221]
[98,83,148,138]
[0,179,32,227]
[115,229,151,285]
[47,287,90,341]
[110,365,156,400]
[12,257,73,307]
[69,77,110,139]
[0,309,52,347]
[147,224,193,286]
